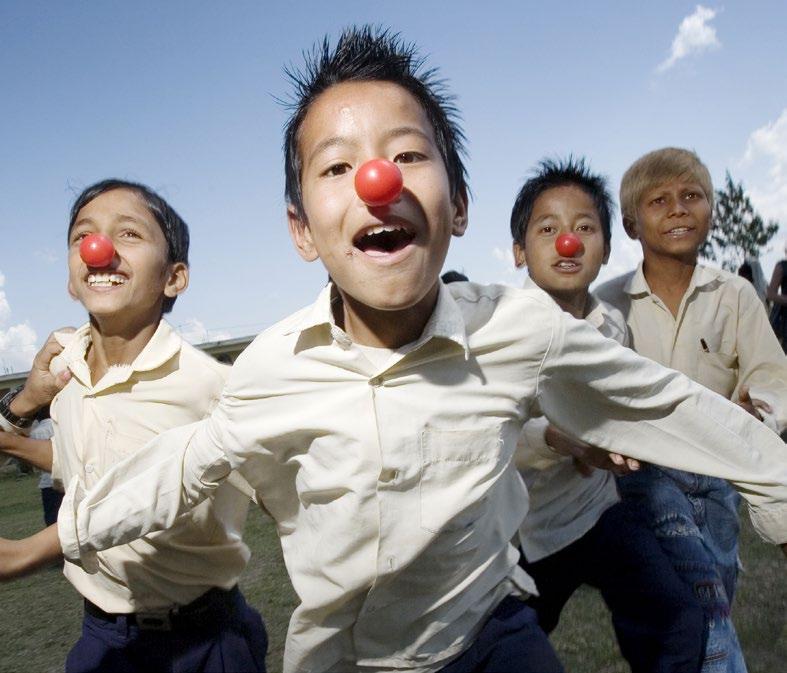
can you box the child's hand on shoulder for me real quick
[12,328,75,416]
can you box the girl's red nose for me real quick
[555,233,583,258]
[79,234,115,267]
[354,159,403,207]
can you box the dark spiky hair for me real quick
[510,157,613,247]
[283,25,468,216]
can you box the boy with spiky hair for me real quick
[0,180,267,673]
[28,28,787,673]
[597,147,787,673]
[510,157,705,672]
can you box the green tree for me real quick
[701,172,779,271]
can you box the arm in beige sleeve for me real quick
[0,432,53,472]
[58,413,235,571]
[538,310,787,544]
[733,283,787,433]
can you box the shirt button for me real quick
[84,463,94,474]
[379,468,398,483]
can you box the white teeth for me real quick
[87,273,126,287]
[668,227,690,234]
[366,224,405,236]
[556,261,578,268]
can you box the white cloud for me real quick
[489,245,523,287]
[737,108,787,274]
[34,249,58,264]
[0,271,38,373]
[176,318,231,345]
[741,108,787,224]
[657,5,720,73]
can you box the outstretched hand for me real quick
[10,329,75,418]
[544,424,640,477]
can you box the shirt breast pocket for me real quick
[419,426,502,534]
[698,351,738,397]
[98,426,148,474]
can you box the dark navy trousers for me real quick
[439,596,565,673]
[65,587,267,673]
[520,499,706,673]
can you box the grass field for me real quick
[1,472,784,672]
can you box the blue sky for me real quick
[2,1,786,372]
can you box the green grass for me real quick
[1,473,784,672]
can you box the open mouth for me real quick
[666,226,693,236]
[87,273,126,288]
[353,224,416,257]
[553,260,581,271]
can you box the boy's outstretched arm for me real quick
[0,524,62,580]
[0,432,53,471]
[538,309,787,549]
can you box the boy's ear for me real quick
[512,241,527,268]
[163,262,189,300]
[450,186,469,237]
[622,216,639,241]
[287,205,319,261]
[67,279,78,301]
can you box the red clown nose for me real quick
[354,159,403,207]
[555,233,583,258]
[79,234,115,267]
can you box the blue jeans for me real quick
[520,499,705,673]
[619,466,746,673]
[439,596,565,673]
[65,587,267,673]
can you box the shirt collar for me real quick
[58,320,182,391]
[623,261,722,296]
[284,282,469,358]
[522,275,602,326]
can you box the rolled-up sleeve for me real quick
[59,416,233,569]
[537,310,787,544]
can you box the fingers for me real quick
[751,397,773,415]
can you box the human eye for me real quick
[576,223,595,233]
[322,162,351,177]
[649,195,665,206]
[69,229,90,245]
[393,151,426,164]
[539,224,555,235]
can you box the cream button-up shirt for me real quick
[59,282,787,673]
[52,320,250,613]
[517,282,624,562]
[596,263,787,433]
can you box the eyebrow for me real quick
[306,126,433,165]
[71,214,152,233]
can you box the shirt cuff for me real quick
[750,503,787,545]
[57,475,99,574]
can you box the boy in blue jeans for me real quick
[511,157,705,672]
[13,28,787,673]
[597,147,787,672]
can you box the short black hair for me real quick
[283,25,468,217]
[441,270,468,284]
[68,179,190,313]
[510,157,613,247]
